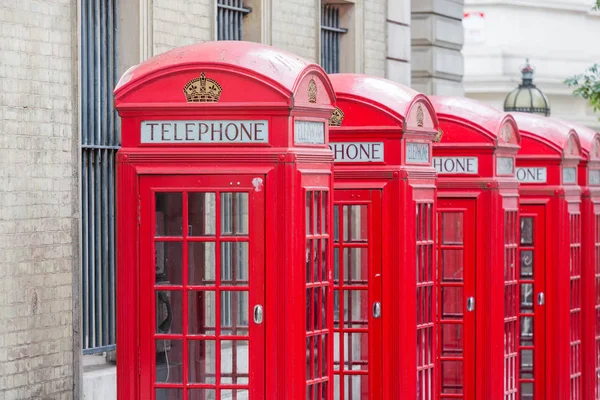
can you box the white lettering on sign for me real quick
[590,170,600,185]
[433,157,478,174]
[516,167,547,183]
[329,142,384,162]
[496,157,514,175]
[563,167,577,184]
[406,142,430,164]
[295,121,325,144]
[141,120,268,143]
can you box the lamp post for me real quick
[504,59,551,116]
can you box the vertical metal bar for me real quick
[329,8,333,73]
[107,0,115,147]
[102,149,109,344]
[237,0,241,41]
[228,0,232,40]
[94,151,102,348]
[108,150,116,343]
[82,149,89,349]
[88,150,96,348]
[218,2,223,40]
[335,8,340,73]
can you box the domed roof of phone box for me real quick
[552,118,600,161]
[512,112,581,158]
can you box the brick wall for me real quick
[153,0,213,56]
[272,0,318,62]
[0,0,76,399]
[364,0,387,77]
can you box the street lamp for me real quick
[504,59,551,116]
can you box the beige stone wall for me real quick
[364,0,387,77]
[152,0,213,56]
[272,0,318,62]
[0,0,76,398]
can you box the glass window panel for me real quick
[156,389,183,400]
[322,333,328,377]
[521,217,534,245]
[343,248,368,284]
[155,242,183,285]
[441,213,463,245]
[321,286,328,330]
[307,192,312,235]
[333,205,339,242]
[307,288,314,331]
[155,339,183,383]
[441,323,463,356]
[441,249,464,282]
[520,250,534,278]
[188,340,216,384]
[188,389,216,400]
[188,242,216,285]
[306,240,313,284]
[345,375,368,398]
[520,382,534,399]
[442,286,463,319]
[220,390,249,400]
[314,192,320,234]
[333,248,340,283]
[343,205,367,242]
[314,335,320,378]
[188,192,216,236]
[321,239,328,282]
[220,242,249,286]
[314,239,321,283]
[520,349,533,372]
[520,284,534,311]
[188,291,215,335]
[220,291,249,335]
[156,192,182,237]
[156,291,182,334]
[322,192,328,234]
[220,340,249,384]
[343,332,368,371]
[520,316,534,341]
[441,360,463,394]
[221,192,249,236]
[306,336,313,379]
[344,290,368,328]
[333,290,340,328]
[333,331,340,370]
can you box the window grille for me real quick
[321,5,348,74]
[80,0,119,354]
[217,0,251,41]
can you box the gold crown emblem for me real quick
[329,107,344,126]
[183,72,222,103]
[308,78,317,103]
[416,105,424,127]
[433,128,444,143]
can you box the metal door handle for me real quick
[538,292,545,306]
[373,302,381,318]
[466,297,475,312]
[253,305,263,324]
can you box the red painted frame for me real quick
[513,113,583,400]
[555,119,600,399]
[431,96,521,400]
[328,74,439,399]
[114,41,337,400]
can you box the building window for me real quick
[217,0,251,40]
[80,0,119,354]
[320,5,348,74]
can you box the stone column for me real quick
[411,0,465,96]
[387,1,412,85]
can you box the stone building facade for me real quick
[0,0,464,398]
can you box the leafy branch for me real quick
[596,0,600,10]
[565,64,600,113]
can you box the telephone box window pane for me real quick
[441,213,463,244]
[156,193,183,237]
[220,291,249,334]
[343,248,368,283]
[307,192,312,235]
[520,349,533,373]
[520,284,534,311]
[188,389,216,400]
[221,390,249,399]
[156,291,182,334]
[521,218,534,245]
[188,192,216,236]
[220,340,249,384]
[188,242,216,285]
[333,248,340,283]
[314,192,320,234]
[441,360,463,394]
[441,249,464,282]
[155,339,183,383]
[156,389,183,400]
[155,242,183,285]
[321,286,328,330]
[322,192,328,234]
[343,332,368,371]
[306,336,313,379]
[442,286,463,318]
[344,290,368,328]
[333,205,340,242]
[520,250,534,278]
[220,242,249,285]
[314,239,321,283]
[188,340,216,384]
[520,317,534,342]
[307,240,313,283]
[188,291,216,335]
[520,382,534,399]
[221,193,248,236]
[441,323,463,356]
[343,205,367,242]
[345,375,368,397]
[321,239,328,282]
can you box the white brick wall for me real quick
[272,0,318,62]
[0,0,75,399]
[364,0,386,77]
[153,0,213,56]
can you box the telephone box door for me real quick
[140,174,266,400]
[518,205,546,400]
[332,189,383,399]
[437,198,476,399]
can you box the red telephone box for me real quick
[431,97,521,400]
[554,119,600,399]
[114,41,337,400]
[513,113,583,400]
[327,74,438,399]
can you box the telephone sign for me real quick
[294,120,325,144]
[329,142,384,162]
[496,157,514,175]
[516,167,547,183]
[563,167,577,184]
[433,156,478,174]
[141,120,269,143]
[406,142,430,164]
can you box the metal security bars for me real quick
[81,0,118,354]
[217,0,251,40]
[321,5,348,74]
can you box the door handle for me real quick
[537,292,545,306]
[466,297,475,312]
[253,305,263,324]
[373,302,381,318]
